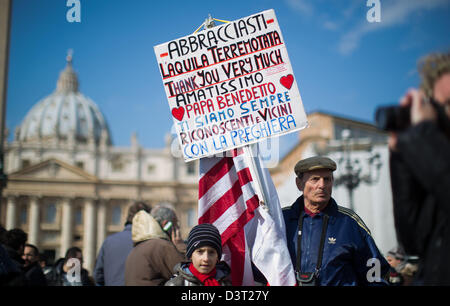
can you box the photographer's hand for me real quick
[408,89,437,124]
[389,88,437,151]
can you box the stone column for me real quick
[28,196,40,245]
[83,198,97,273]
[60,198,73,258]
[5,196,16,230]
[96,199,107,253]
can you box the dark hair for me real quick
[126,201,151,225]
[39,252,48,263]
[24,243,39,256]
[64,246,82,260]
[3,228,28,251]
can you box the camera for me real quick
[375,105,411,132]
[375,98,449,133]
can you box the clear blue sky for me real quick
[6,0,450,157]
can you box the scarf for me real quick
[188,263,220,286]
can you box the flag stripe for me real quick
[210,182,257,236]
[198,163,238,218]
[198,179,242,224]
[198,160,253,219]
[220,194,259,244]
[199,157,234,199]
[228,229,246,286]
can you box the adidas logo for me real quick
[328,237,336,244]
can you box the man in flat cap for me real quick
[282,156,389,286]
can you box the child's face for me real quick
[191,246,219,274]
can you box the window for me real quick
[75,161,84,170]
[45,204,57,224]
[21,159,31,169]
[147,164,155,174]
[187,162,196,175]
[75,207,83,226]
[187,208,197,227]
[110,154,125,172]
[111,161,123,172]
[111,206,122,225]
[20,207,28,225]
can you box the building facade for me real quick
[1,54,199,273]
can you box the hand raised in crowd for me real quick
[171,224,183,244]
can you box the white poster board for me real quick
[154,9,307,162]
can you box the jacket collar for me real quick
[290,195,338,223]
[176,261,231,282]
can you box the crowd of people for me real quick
[0,195,420,287]
[0,51,449,287]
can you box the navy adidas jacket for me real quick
[283,196,389,286]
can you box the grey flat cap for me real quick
[294,156,337,177]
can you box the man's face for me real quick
[22,246,38,267]
[433,72,450,118]
[297,169,333,208]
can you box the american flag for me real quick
[198,147,296,286]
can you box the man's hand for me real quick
[388,88,437,151]
[171,224,183,244]
[407,89,437,124]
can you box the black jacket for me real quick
[23,261,48,286]
[390,121,450,285]
[0,244,26,286]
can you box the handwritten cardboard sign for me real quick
[154,9,307,162]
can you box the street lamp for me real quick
[333,129,382,211]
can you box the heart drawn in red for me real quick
[171,107,185,121]
[280,74,294,90]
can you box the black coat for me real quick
[390,121,450,285]
[23,261,47,286]
[0,244,26,286]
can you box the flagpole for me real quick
[242,144,270,214]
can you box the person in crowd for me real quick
[1,228,27,271]
[165,223,231,286]
[38,253,53,276]
[46,246,93,286]
[388,52,450,285]
[283,156,389,286]
[22,243,47,286]
[94,201,151,286]
[125,204,185,286]
[0,225,26,286]
[386,246,418,286]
